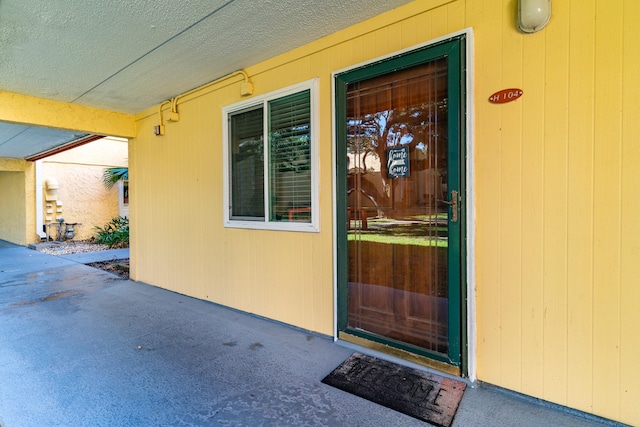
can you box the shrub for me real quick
[94,216,129,248]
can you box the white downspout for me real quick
[34,160,46,240]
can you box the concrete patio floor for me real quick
[0,240,623,426]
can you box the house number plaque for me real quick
[489,88,523,104]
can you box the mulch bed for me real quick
[31,240,130,280]
[87,259,130,280]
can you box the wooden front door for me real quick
[336,37,465,370]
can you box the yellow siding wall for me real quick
[0,171,27,244]
[40,137,128,241]
[473,1,640,424]
[0,159,36,245]
[130,0,640,424]
[131,0,458,336]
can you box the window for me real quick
[223,80,318,231]
[118,180,129,218]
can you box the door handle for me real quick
[441,190,458,222]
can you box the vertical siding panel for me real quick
[277,235,304,324]
[414,6,432,43]
[474,0,503,384]
[430,5,448,38]
[317,47,336,335]
[182,120,200,296]
[592,1,623,418]
[262,234,280,318]
[310,230,327,332]
[542,0,569,404]
[151,137,172,289]
[247,235,265,315]
[292,56,309,85]
[186,108,201,299]
[150,134,174,290]
[386,21,404,53]
[349,33,365,67]
[302,239,316,328]
[228,231,249,307]
[620,2,640,423]
[173,125,189,294]
[128,136,137,279]
[358,31,377,66]
[274,235,287,319]
[374,25,390,58]
[171,129,187,292]
[275,62,292,89]
[446,0,465,32]
[137,136,154,284]
[298,52,321,330]
[400,15,416,48]
[566,0,595,412]
[499,0,523,391]
[293,236,308,324]
[520,31,545,397]
[319,37,337,329]
[338,40,354,72]
[196,96,218,300]
[249,233,261,309]
[220,197,232,304]
[249,235,263,314]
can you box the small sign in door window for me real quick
[387,146,410,178]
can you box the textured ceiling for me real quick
[0,0,413,158]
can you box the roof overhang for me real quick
[0,0,413,158]
[0,90,136,159]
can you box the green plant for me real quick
[102,167,128,189]
[94,216,129,248]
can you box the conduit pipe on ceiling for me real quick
[155,69,253,136]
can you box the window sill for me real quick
[224,220,319,233]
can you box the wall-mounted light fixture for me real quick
[518,0,551,33]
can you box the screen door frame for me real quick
[334,34,467,372]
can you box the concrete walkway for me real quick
[57,247,130,264]
[0,240,622,426]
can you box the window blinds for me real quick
[268,90,312,222]
[229,89,312,223]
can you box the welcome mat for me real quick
[321,352,466,426]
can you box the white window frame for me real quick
[222,79,319,232]
[118,180,129,218]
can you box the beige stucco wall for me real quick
[40,137,128,241]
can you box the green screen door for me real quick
[336,37,465,370]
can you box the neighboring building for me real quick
[39,136,128,241]
[0,136,127,244]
